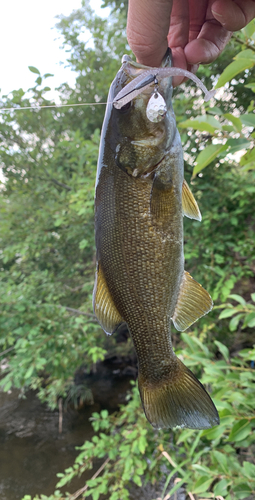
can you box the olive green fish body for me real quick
[94,53,219,429]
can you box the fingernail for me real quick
[190,64,200,74]
[212,9,226,24]
[212,9,222,17]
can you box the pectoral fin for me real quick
[93,263,124,335]
[182,179,202,221]
[150,176,175,231]
[172,271,213,331]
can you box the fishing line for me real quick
[0,65,215,114]
[0,102,108,112]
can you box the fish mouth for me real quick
[122,50,172,74]
[118,50,172,96]
[121,54,152,71]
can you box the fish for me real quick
[93,50,219,429]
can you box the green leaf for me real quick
[138,436,147,454]
[133,474,142,487]
[224,113,242,132]
[92,489,100,500]
[215,58,255,89]
[213,450,228,474]
[243,461,255,478]
[229,313,244,332]
[244,312,255,328]
[240,113,255,128]
[193,144,228,176]
[228,419,252,442]
[24,365,34,379]
[219,308,235,319]
[242,19,255,38]
[232,483,252,499]
[251,293,255,302]
[207,106,223,115]
[222,125,235,132]
[192,464,212,475]
[235,49,255,60]
[110,492,120,500]
[79,239,88,249]
[181,332,203,353]
[245,82,255,92]
[214,478,229,497]
[192,475,213,494]
[54,218,63,227]
[240,147,255,166]
[28,66,41,75]
[214,341,229,362]
[179,114,221,133]
[36,76,42,85]
[234,49,255,61]
[101,409,108,419]
[240,162,255,171]
[225,138,251,154]
[3,380,12,392]
[229,294,246,305]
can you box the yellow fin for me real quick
[139,356,219,429]
[182,179,202,221]
[93,263,124,335]
[172,271,213,331]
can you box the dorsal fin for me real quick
[93,263,124,335]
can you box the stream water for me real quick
[0,362,133,500]
[0,358,185,500]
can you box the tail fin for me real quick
[138,356,219,429]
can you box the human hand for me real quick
[127,0,255,86]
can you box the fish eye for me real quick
[118,101,131,113]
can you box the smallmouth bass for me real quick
[93,51,219,429]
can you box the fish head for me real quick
[106,50,176,179]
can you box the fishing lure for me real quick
[113,57,215,122]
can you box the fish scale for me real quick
[98,165,173,371]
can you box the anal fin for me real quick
[93,263,124,335]
[182,179,202,221]
[172,271,213,331]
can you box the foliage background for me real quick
[0,1,255,499]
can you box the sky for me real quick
[0,0,109,98]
